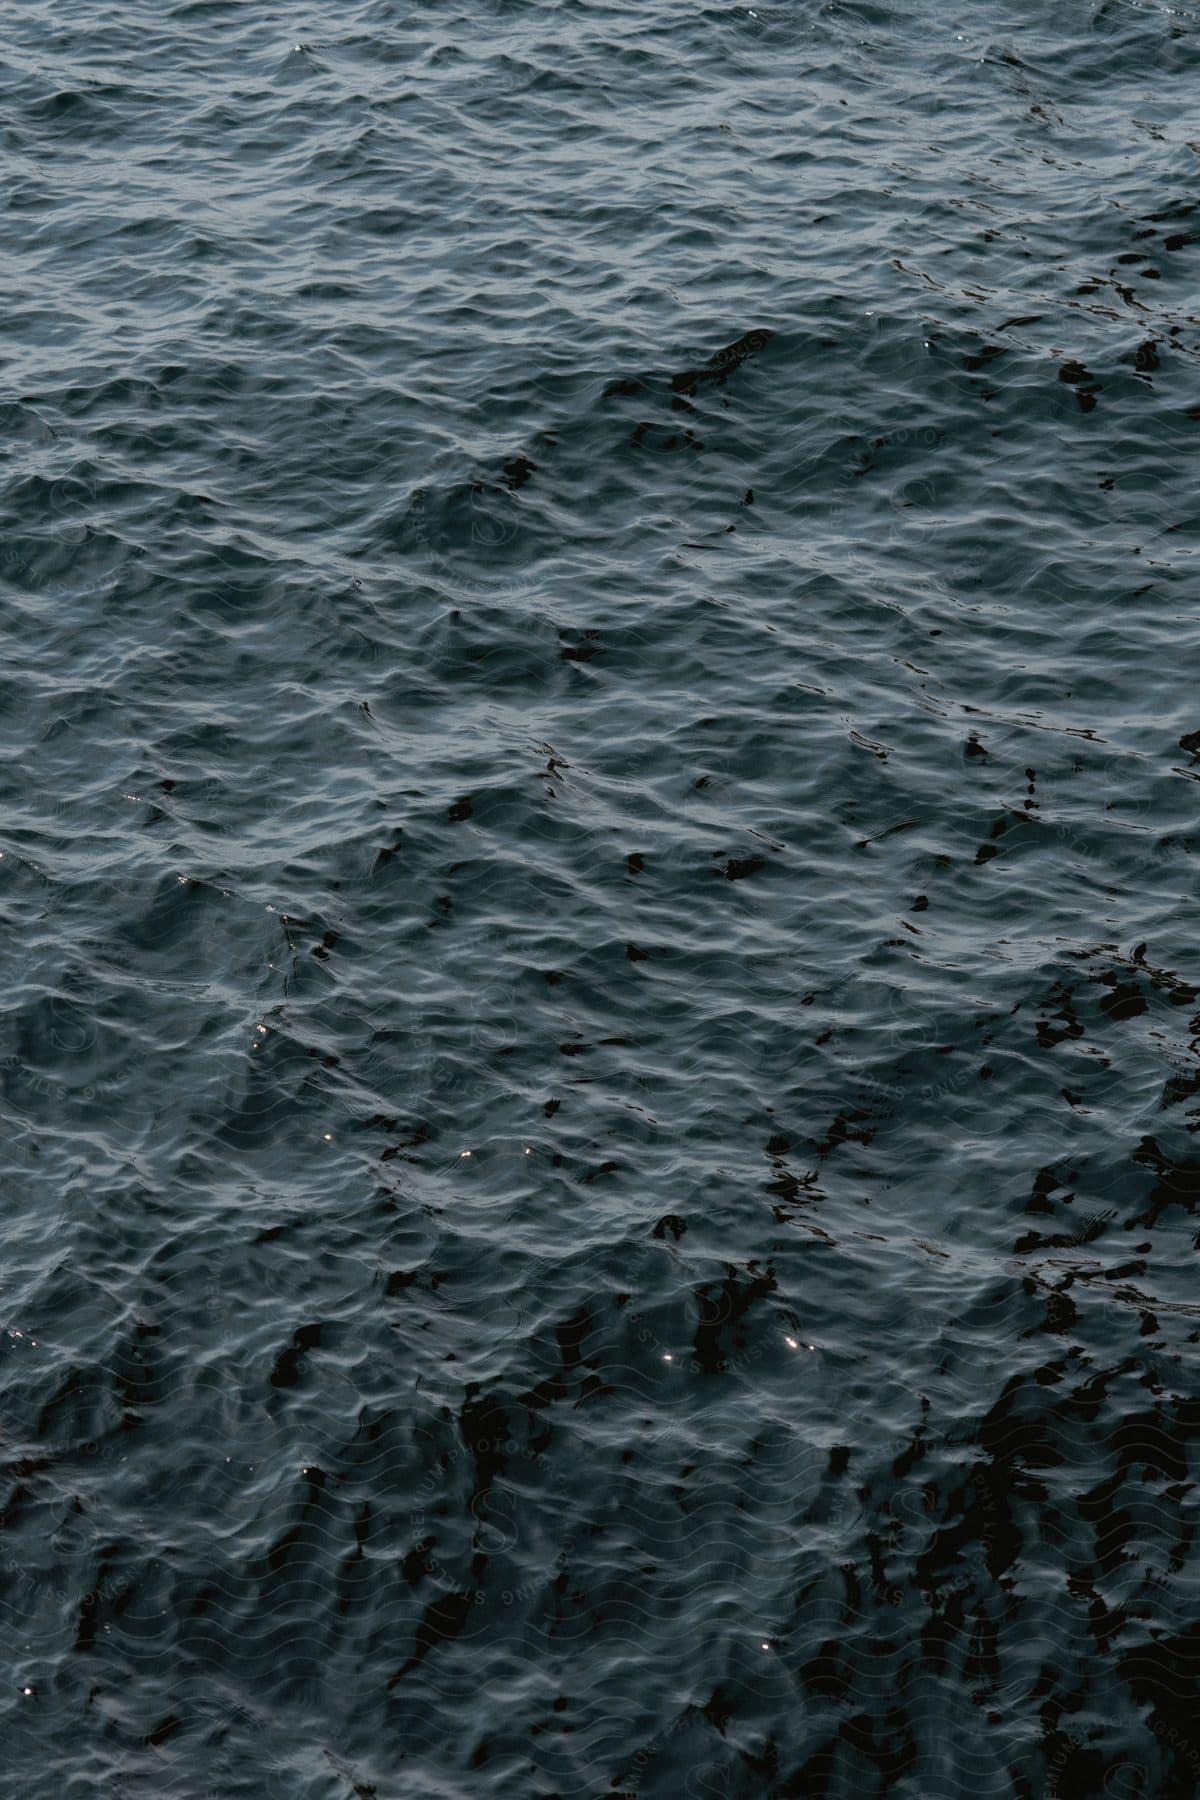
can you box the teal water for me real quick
[3,2,1200,1795]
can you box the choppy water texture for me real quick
[4,1,1200,1794]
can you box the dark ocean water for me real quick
[4,1,1200,1794]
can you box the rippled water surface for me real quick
[4,1,1200,1794]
